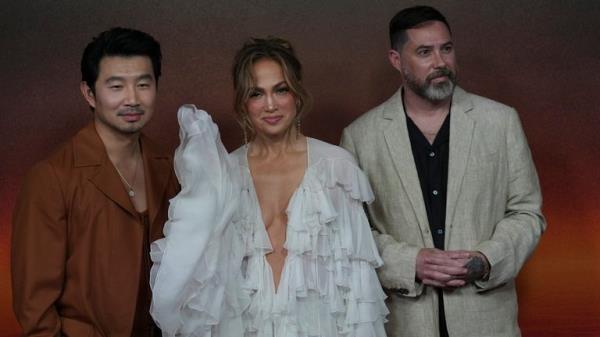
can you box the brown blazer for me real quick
[11,123,179,337]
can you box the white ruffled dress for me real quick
[151,105,388,337]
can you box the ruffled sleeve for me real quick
[149,105,246,337]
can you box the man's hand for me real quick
[416,249,491,288]
[415,248,470,288]
[462,251,491,283]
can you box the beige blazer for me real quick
[341,87,545,337]
[12,123,179,337]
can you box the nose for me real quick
[124,85,140,106]
[432,50,447,69]
[264,94,277,112]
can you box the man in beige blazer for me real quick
[12,28,178,336]
[341,6,545,337]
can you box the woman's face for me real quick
[245,58,297,140]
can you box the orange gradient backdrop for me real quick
[1,1,599,336]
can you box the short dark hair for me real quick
[389,6,451,50]
[232,37,312,141]
[81,27,162,92]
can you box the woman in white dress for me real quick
[150,37,388,337]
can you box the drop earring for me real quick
[295,117,301,139]
[241,115,249,144]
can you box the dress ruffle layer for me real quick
[234,140,387,337]
[151,106,387,337]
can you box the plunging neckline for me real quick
[244,137,310,294]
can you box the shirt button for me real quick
[429,151,435,157]
[432,190,439,196]
[436,229,444,235]
[396,288,409,295]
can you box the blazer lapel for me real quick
[90,164,138,217]
[74,123,138,217]
[141,135,171,228]
[445,87,475,240]
[382,89,430,236]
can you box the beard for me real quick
[402,67,457,102]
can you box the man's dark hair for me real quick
[81,27,162,92]
[389,6,451,51]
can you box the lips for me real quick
[262,116,283,125]
[427,68,454,82]
[121,113,143,122]
[118,109,144,122]
[430,75,449,83]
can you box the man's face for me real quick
[81,55,156,136]
[390,20,457,102]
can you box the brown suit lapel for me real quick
[74,123,138,217]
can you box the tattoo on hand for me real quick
[464,256,486,283]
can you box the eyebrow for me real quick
[104,73,155,83]
[136,74,155,81]
[252,80,288,90]
[415,40,453,50]
[273,81,288,88]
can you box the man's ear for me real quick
[80,81,96,109]
[388,49,403,72]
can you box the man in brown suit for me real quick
[11,27,178,336]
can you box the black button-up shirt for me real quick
[406,112,450,249]
[405,105,452,337]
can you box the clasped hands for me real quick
[415,248,490,288]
